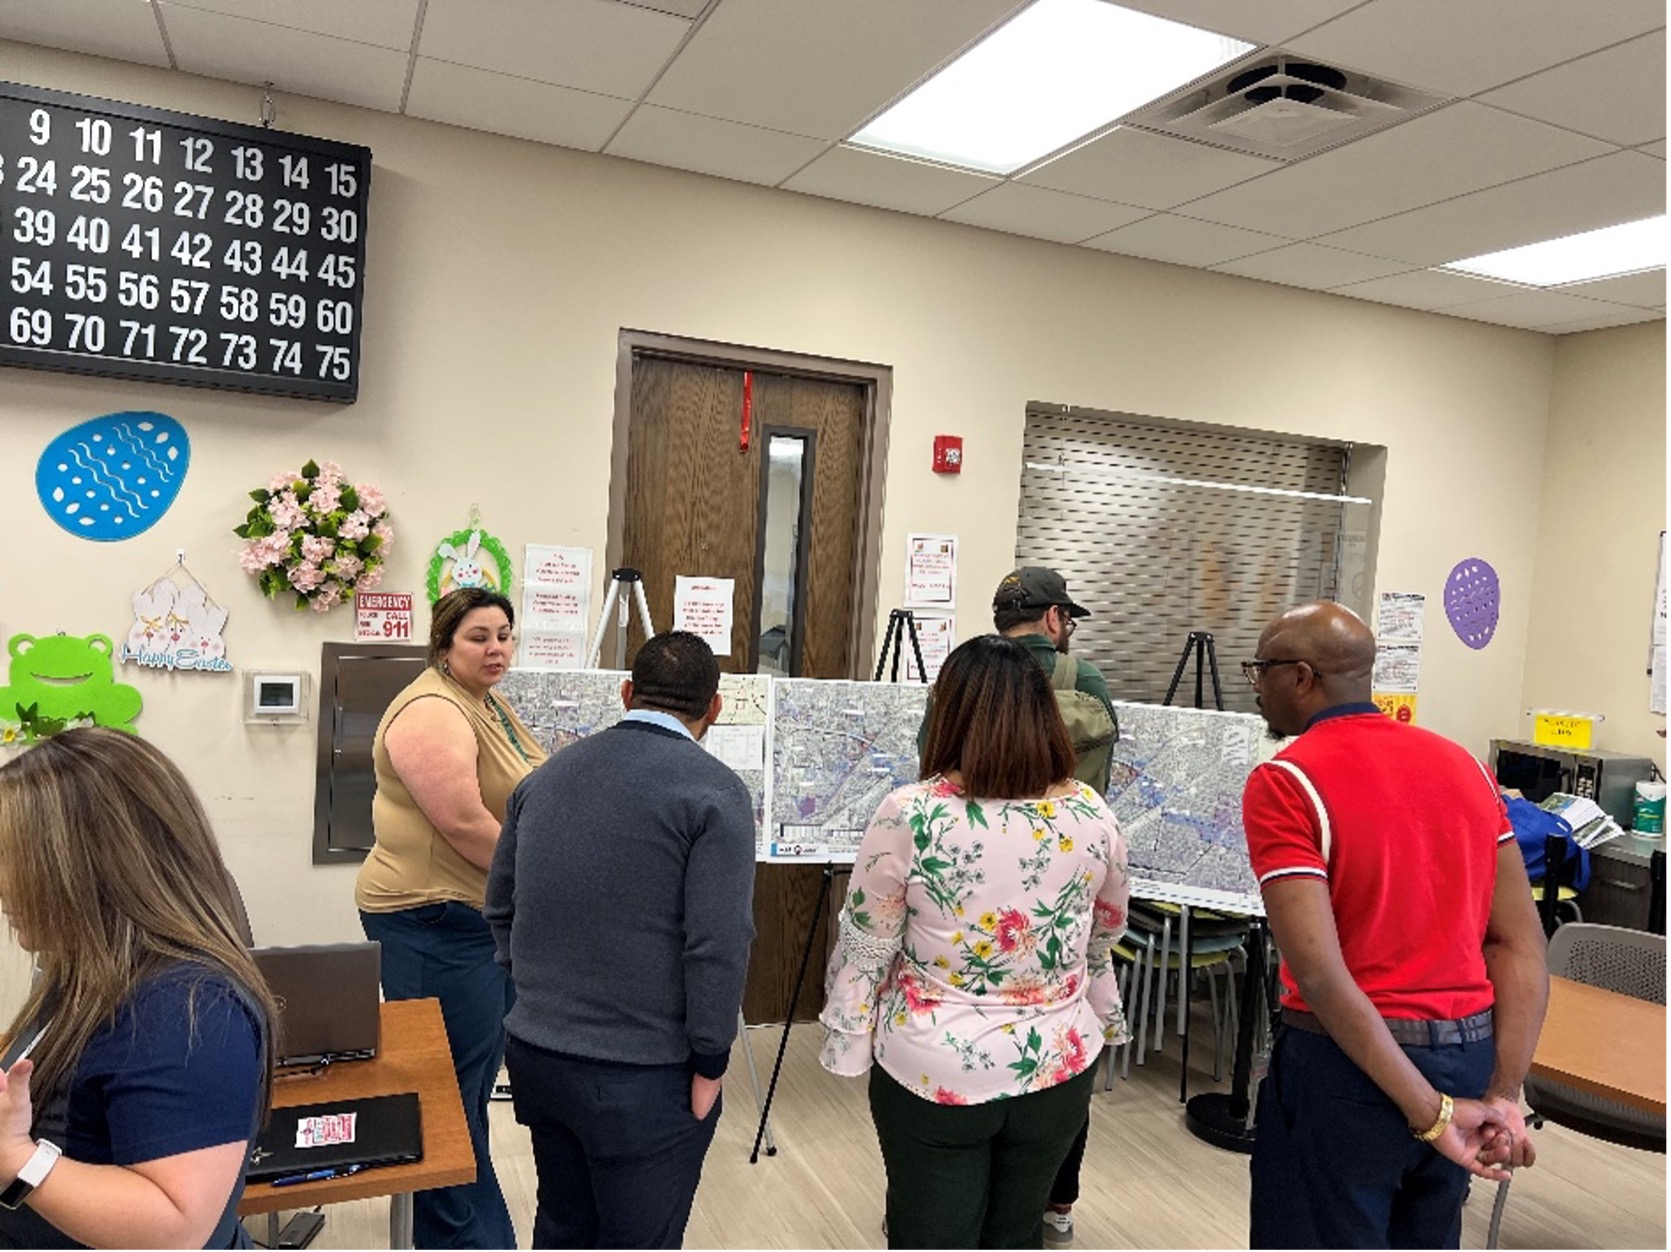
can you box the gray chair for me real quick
[1487,924,1666,1248]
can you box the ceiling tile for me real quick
[1090,0,1362,47]
[781,146,998,217]
[1082,213,1287,267]
[1554,268,1666,309]
[1541,307,1666,334]
[1210,243,1415,289]
[1020,127,1277,211]
[605,105,826,187]
[647,0,1024,141]
[622,0,709,17]
[1478,31,1666,148]
[159,4,410,111]
[1317,151,1667,266]
[162,0,420,51]
[1288,0,1664,96]
[939,183,1151,244]
[406,58,633,151]
[0,0,171,68]
[1180,102,1613,240]
[1332,268,1524,310]
[419,0,690,99]
[1440,288,1646,331]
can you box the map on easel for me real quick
[768,679,927,862]
[498,668,628,753]
[1106,701,1266,914]
[499,668,770,848]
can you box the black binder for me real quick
[248,1092,423,1183]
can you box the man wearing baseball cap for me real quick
[991,567,1118,1248]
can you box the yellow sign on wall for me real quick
[1373,693,1417,724]
[1533,712,1595,751]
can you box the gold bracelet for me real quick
[1413,1092,1454,1142]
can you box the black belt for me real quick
[1281,1007,1494,1046]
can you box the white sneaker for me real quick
[1043,1209,1074,1248]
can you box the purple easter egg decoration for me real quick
[1444,558,1500,650]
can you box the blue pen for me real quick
[270,1163,366,1187]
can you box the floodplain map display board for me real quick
[500,668,770,854]
[767,679,928,862]
[1106,701,1265,915]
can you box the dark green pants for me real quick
[870,1065,1097,1249]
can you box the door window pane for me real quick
[758,435,808,676]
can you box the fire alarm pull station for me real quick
[932,435,963,474]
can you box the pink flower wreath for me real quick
[235,459,393,613]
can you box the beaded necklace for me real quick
[485,692,533,764]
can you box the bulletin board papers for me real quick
[1376,591,1426,641]
[904,534,958,608]
[903,614,954,683]
[1106,701,1264,914]
[674,576,735,656]
[520,545,593,668]
[769,679,928,862]
[1372,644,1422,694]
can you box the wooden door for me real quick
[621,355,866,1021]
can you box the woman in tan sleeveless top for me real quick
[355,588,545,1249]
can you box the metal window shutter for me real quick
[1015,409,1349,715]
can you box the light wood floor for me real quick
[285,1015,1666,1250]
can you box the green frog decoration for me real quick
[1,633,143,740]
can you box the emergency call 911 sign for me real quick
[355,592,412,642]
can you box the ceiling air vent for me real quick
[1122,53,1453,162]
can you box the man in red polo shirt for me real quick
[1242,601,1548,1249]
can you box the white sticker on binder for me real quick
[296,1112,358,1149]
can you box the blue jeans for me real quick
[362,902,515,1250]
[1250,1023,1497,1249]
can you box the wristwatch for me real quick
[0,1139,61,1210]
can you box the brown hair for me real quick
[428,587,515,667]
[921,635,1075,799]
[0,729,277,1117]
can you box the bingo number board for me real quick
[0,81,371,402]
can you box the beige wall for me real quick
[1522,321,1668,761]
[0,42,1592,954]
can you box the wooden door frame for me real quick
[608,329,891,680]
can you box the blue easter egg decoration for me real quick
[36,412,190,541]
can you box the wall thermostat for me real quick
[246,671,308,724]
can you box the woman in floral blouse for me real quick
[821,634,1130,1249]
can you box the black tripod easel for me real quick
[874,607,929,683]
[1155,629,1278,1150]
[1163,629,1226,713]
[748,609,928,1165]
[1158,632,1229,1106]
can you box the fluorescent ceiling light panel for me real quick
[849,0,1253,175]
[1440,217,1668,287]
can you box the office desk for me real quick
[239,998,474,1248]
[1530,975,1666,1116]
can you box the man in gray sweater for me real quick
[486,631,757,1249]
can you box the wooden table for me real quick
[239,998,475,1248]
[1530,975,1666,1116]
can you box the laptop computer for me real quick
[252,942,382,1066]
[248,1092,423,1184]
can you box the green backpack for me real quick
[1051,653,1118,792]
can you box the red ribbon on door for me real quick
[740,370,753,453]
